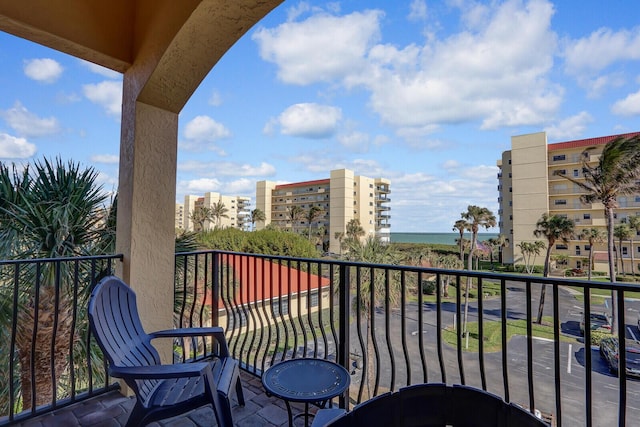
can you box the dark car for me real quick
[580,312,612,336]
[599,337,640,378]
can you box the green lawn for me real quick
[441,316,576,352]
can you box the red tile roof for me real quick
[275,179,330,189]
[548,132,640,151]
[223,254,331,303]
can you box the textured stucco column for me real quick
[116,96,178,363]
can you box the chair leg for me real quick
[235,375,245,406]
[215,392,234,427]
[125,402,146,427]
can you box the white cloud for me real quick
[82,80,123,117]
[408,0,428,22]
[179,161,276,177]
[23,58,63,83]
[278,103,342,138]
[0,101,61,137]
[0,133,37,158]
[337,130,369,152]
[182,178,222,193]
[544,111,594,140]
[79,60,122,79]
[208,89,223,106]
[562,27,640,75]
[182,115,231,151]
[91,154,120,164]
[253,10,383,85]
[611,89,640,116]
[254,0,561,136]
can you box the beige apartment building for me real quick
[256,169,391,253]
[498,131,640,272]
[177,192,251,231]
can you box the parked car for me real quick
[599,337,640,378]
[580,312,612,336]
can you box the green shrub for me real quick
[589,330,613,346]
[421,280,437,295]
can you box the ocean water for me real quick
[390,232,499,245]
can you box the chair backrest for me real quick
[88,276,162,369]
[351,392,399,427]
[398,383,448,427]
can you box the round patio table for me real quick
[262,358,350,427]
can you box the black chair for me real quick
[448,384,507,427]
[88,275,244,427]
[351,392,400,427]
[398,383,448,427]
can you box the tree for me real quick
[0,158,109,409]
[345,218,366,247]
[517,241,546,274]
[248,208,266,231]
[627,215,640,277]
[287,205,305,233]
[495,234,509,265]
[334,231,346,256]
[579,228,605,281]
[345,236,401,398]
[210,200,229,228]
[460,206,496,335]
[190,206,212,232]
[534,213,575,324]
[614,223,631,276]
[305,206,324,240]
[453,219,468,262]
[556,134,640,332]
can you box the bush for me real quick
[421,280,437,295]
[589,330,613,346]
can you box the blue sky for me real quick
[1,0,639,232]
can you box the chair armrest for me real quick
[149,327,229,356]
[109,362,211,380]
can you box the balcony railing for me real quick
[0,254,123,425]
[3,250,640,426]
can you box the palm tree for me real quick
[614,223,631,276]
[210,200,229,228]
[534,213,575,324]
[517,241,546,274]
[627,215,640,277]
[305,206,324,240]
[453,219,468,262]
[495,234,509,265]
[190,206,212,231]
[345,218,366,247]
[555,134,640,331]
[460,206,496,335]
[579,228,605,281]
[249,208,266,231]
[287,205,305,232]
[345,236,401,398]
[0,158,109,409]
[334,231,346,256]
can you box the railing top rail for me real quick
[0,253,124,266]
[176,249,640,292]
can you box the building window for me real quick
[573,169,579,177]
[272,298,289,317]
[509,187,512,192]
[554,199,567,205]
[508,172,512,178]
[583,213,591,220]
[623,247,628,256]
[310,292,319,308]
[556,169,566,175]
[552,154,566,161]
[575,246,581,256]
[585,245,591,251]
[556,244,568,250]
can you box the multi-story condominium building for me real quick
[177,192,251,231]
[498,131,640,272]
[256,169,391,253]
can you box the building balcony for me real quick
[1,252,638,426]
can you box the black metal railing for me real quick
[0,254,122,425]
[176,250,640,427]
